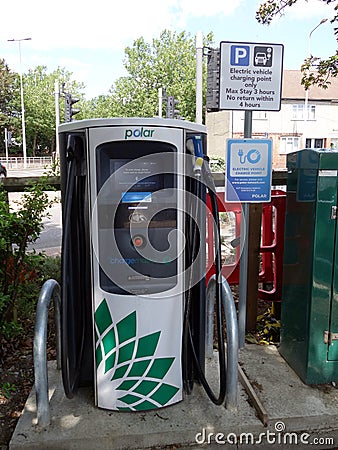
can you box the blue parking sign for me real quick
[226,139,272,202]
[230,45,250,66]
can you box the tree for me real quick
[256,0,338,88]
[85,30,213,121]
[23,66,85,156]
[0,59,18,153]
[0,62,85,157]
[80,94,114,119]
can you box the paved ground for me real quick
[9,345,338,449]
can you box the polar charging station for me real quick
[59,117,237,412]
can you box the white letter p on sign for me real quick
[235,47,247,64]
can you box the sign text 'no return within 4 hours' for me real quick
[219,42,284,111]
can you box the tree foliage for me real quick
[0,179,55,329]
[256,0,338,88]
[1,29,213,155]
[23,67,85,155]
[84,30,214,121]
[0,64,85,156]
[0,60,18,149]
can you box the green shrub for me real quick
[0,179,56,336]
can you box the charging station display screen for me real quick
[112,160,163,193]
[96,139,179,295]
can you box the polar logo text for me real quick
[124,128,155,139]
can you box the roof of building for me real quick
[282,69,338,101]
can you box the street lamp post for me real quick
[7,37,31,169]
[304,19,327,124]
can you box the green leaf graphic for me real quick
[117,341,135,365]
[134,380,158,396]
[147,358,175,379]
[117,311,136,344]
[112,364,129,380]
[150,383,179,406]
[94,299,112,335]
[94,300,180,410]
[128,360,151,377]
[102,328,116,354]
[136,331,160,358]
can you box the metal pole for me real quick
[7,37,31,169]
[304,19,327,125]
[18,42,27,169]
[54,80,60,160]
[158,87,163,118]
[34,279,61,427]
[238,111,252,349]
[4,129,9,165]
[195,31,203,124]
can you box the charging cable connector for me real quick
[193,156,204,178]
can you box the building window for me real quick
[305,138,324,148]
[292,104,316,120]
[280,136,300,154]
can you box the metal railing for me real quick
[0,156,53,169]
[33,279,61,427]
[206,275,238,411]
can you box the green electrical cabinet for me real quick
[280,148,338,384]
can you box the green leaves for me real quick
[23,66,84,155]
[256,1,302,24]
[94,299,180,410]
[87,29,214,121]
[0,63,85,156]
[0,179,55,328]
[301,53,338,90]
[246,307,281,345]
[256,1,338,89]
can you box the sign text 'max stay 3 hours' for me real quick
[219,41,284,111]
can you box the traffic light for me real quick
[7,130,12,146]
[166,96,180,119]
[65,93,80,122]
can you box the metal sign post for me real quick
[226,129,272,348]
[218,40,282,348]
[238,112,252,349]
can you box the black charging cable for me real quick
[61,138,87,398]
[183,157,227,405]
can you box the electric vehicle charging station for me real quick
[59,117,234,412]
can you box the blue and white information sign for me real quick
[219,41,284,111]
[226,139,272,202]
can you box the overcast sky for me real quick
[1,0,337,98]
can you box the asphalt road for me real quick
[7,167,62,256]
[29,195,62,256]
[7,167,48,178]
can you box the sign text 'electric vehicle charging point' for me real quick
[226,139,273,202]
[219,41,284,111]
[59,117,237,413]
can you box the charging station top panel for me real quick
[58,117,206,134]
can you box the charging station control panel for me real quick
[96,140,178,295]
